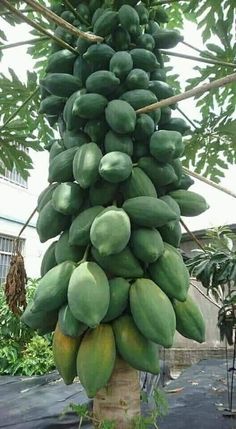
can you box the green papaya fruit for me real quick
[69,206,104,246]
[68,261,110,327]
[99,151,133,183]
[32,261,75,312]
[173,295,205,343]
[120,167,157,199]
[91,246,143,278]
[36,201,69,243]
[130,278,176,347]
[89,180,117,206]
[168,190,209,216]
[52,182,84,215]
[73,143,103,189]
[130,227,164,263]
[104,130,133,156]
[90,206,131,256]
[113,314,160,374]
[103,278,130,322]
[58,304,87,338]
[149,243,189,301]
[55,230,85,264]
[40,241,57,277]
[105,100,136,134]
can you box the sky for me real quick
[1,18,236,233]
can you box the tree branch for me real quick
[153,0,191,4]
[190,281,221,308]
[1,0,77,53]
[183,167,236,199]
[0,7,33,17]
[181,40,203,55]
[180,218,206,251]
[0,87,39,131]
[136,72,236,114]
[0,36,48,50]
[176,106,198,129]
[23,0,102,42]
[161,49,236,69]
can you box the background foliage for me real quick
[0,0,235,181]
[0,278,55,375]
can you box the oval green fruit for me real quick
[99,151,133,183]
[73,143,102,189]
[173,295,205,343]
[130,227,164,263]
[130,278,176,347]
[68,261,110,327]
[90,206,131,256]
[113,314,160,374]
[103,277,130,322]
[149,243,189,302]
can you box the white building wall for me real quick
[0,149,50,280]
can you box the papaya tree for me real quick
[0,0,235,427]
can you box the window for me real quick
[0,167,28,188]
[0,235,24,285]
[0,145,28,188]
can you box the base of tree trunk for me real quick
[93,357,141,428]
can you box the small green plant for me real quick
[0,278,55,376]
[62,387,168,429]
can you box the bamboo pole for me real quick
[23,0,103,42]
[136,72,236,114]
[0,37,48,50]
[160,49,236,69]
[183,167,236,199]
[180,219,206,251]
[1,0,77,53]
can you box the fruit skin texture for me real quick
[48,147,77,183]
[68,262,110,328]
[40,73,82,98]
[58,304,87,338]
[36,201,69,243]
[113,314,160,374]
[21,301,57,334]
[138,157,178,187]
[85,70,120,96]
[99,151,133,184]
[91,246,143,279]
[120,167,157,199]
[53,323,80,385]
[120,89,157,111]
[173,296,206,343]
[105,100,136,134]
[46,49,76,74]
[40,241,57,276]
[52,182,84,215]
[77,324,116,398]
[37,183,58,212]
[169,190,209,216]
[69,206,104,246]
[104,130,133,156]
[90,206,131,256]
[103,277,130,322]
[149,243,189,302]
[55,230,85,264]
[110,51,133,80]
[130,228,164,263]
[150,130,184,163]
[122,196,178,227]
[73,143,102,189]
[72,93,108,119]
[130,278,176,348]
[32,261,75,312]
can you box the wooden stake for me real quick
[136,72,236,114]
[183,167,236,199]
[160,49,236,69]
[23,0,103,42]
[180,218,205,251]
[1,0,77,53]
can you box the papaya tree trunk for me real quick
[93,357,141,428]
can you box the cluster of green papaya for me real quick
[21,0,208,399]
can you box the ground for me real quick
[0,359,235,428]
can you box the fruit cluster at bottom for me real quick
[22,0,207,399]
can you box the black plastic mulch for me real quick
[0,359,235,428]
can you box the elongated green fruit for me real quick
[113,314,160,374]
[169,190,209,216]
[173,295,205,343]
[77,324,116,398]
[68,262,110,327]
[149,243,189,302]
[130,278,176,347]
